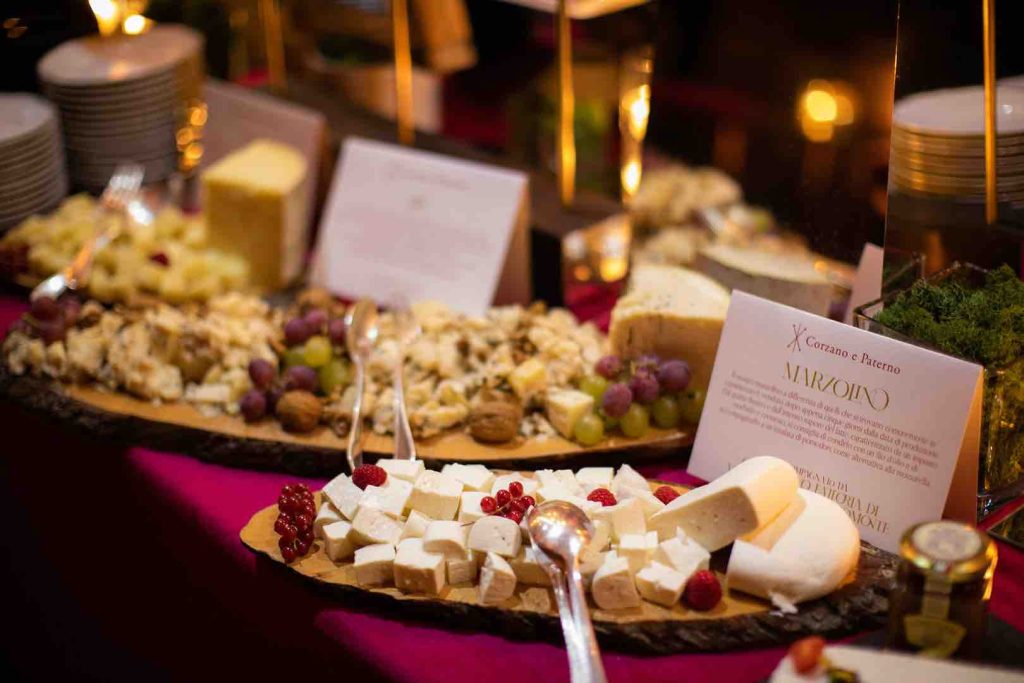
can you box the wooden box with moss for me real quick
[854,263,1024,515]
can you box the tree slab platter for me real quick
[240,488,898,654]
[0,368,694,476]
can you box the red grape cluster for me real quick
[274,483,316,562]
[479,480,534,524]
[19,296,82,344]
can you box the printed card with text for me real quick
[689,291,984,553]
[312,138,530,315]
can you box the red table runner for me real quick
[2,296,1021,681]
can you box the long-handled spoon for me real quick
[344,299,379,471]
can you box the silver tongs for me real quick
[392,306,420,461]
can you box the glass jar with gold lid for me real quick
[886,521,997,660]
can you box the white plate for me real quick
[893,85,1024,135]
[0,94,58,147]
[38,25,202,87]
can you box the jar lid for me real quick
[900,521,997,582]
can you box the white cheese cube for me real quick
[648,455,799,550]
[479,552,517,604]
[351,505,404,546]
[591,497,646,540]
[535,470,561,489]
[394,538,446,595]
[536,484,574,504]
[441,463,495,492]
[617,531,658,573]
[580,550,608,590]
[510,546,553,586]
[322,520,355,561]
[468,515,522,558]
[447,550,478,584]
[458,492,489,523]
[613,484,664,520]
[554,470,584,496]
[613,463,650,492]
[591,553,641,610]
[408,471,464,520]
[545,389,594,439]
[400,510,431,540]
[314,501,342,539]
[586,519,612,555]
[422,521,469,558]
[358,478,413,519]
[653,532,710,578]
[321,473,364,520]
[636,561,688,607]
[508,358,546,399]
[376,458,426,483]
[575,467,614,493]
[353,543,396,585]
[490,475,538,498]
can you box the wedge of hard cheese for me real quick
[609,265,730,390]
[726,489,860,612]
[648,455,799,551]
[695,243,833,317]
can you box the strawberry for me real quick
[653,486,680,504]
[788,636,826,674]
[683,569,722,611]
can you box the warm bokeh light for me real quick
[599,255,628,282]
[623,85,651,142]
[122,13,150,35]
[798,79,857,143]
[89,0,120,36]
[805,89,837,123]
[620,158,642,200]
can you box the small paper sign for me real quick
[312,137,530,315]
[690,291,984,553]
[844,243,884,325]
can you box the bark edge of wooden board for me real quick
[0,369,694,475]
[240,500,897,654]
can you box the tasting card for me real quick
[312,137,531,316]
[690,292,984,553]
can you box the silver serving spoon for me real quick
[531,541,588,683]
[344,299,379,472]
[391,307,421,461]
[528,502,607,683]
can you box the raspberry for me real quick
[587,488,617,507]
[788,637,826,674]
[352,464,387,490]
[653,486,680,504]
[683,570,722,611]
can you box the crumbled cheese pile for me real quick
[4,293,280,409]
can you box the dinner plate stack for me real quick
[0,94,67,231]
[37,24,204,193]
[890,84,1024,204]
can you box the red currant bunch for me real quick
[274,482,316,562]
[480,480,535,524]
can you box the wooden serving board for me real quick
[240,487,897,654]
[0,368,694,476]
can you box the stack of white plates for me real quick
[0,94,67,231]
[37,24,203,193]
[890,84,1024,203]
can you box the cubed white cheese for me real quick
[422,521,469,557]
[613,484,664,520]
[408,470,464,520]
[508,358,546,399]
[553,470,584,496]
[321,473,365,520]
[535,470,561,489]
[447,550,478,584]
[536,483,575,504]
[509,546,553,586]
[400,510,431,540]
[580,550,608,590]
[591,552,641,610]
[353,543,396,585]
[636,561,688,607]
[457,491,490,523]
[586,519,612,554]
[479,552,517,604]
[617,531,658,573]
[376,458,426,483]
[468,515,522,558]
[322,520,355,562]
[393,538,446,595]
[351,505,404,546]
[314,501,343,539]
[545,389,594,439]
[441,463,495,492]
[653,531,710,578]
[648,456,799,550]
[490,475,538,498]
[358,478,413,519]
[575,467,614,493]
[591,497,646,540]
[613,463,650,492]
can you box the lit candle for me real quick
[89,0,121,37]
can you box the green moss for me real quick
[876,265,1024,494]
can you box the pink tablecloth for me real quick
[2,297,1022,681]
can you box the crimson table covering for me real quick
[1,296,1022,682]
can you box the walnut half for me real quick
[468,392,523,444]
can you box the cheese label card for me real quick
[689,291,984,553]
[843,243,884,325]
[312,137,530,315]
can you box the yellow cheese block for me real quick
[609,265,730,390]
[202,139,308,291]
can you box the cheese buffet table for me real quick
[2,294,1023,682]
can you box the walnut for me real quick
[296,288,334,312]
[468,391,523,443]
[276,390,323,433]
